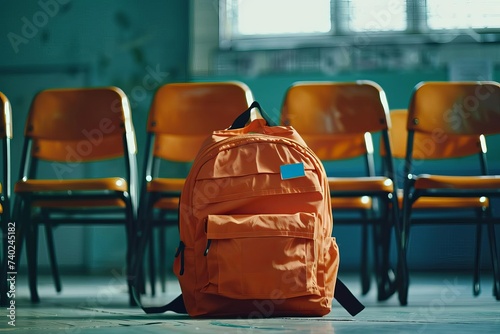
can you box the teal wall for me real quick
[0,0,189,273]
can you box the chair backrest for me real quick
[388,109,482,160]
[25,87,136,163]
[281,80,394,179]
[404,81,500,177]
[147,81,254,162]
[407,81,500,136]
[0,91,12,213]
[281,80,391,162]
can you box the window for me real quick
[233,0,331,35]
[426,0,500,30]
[347,0,407,32]
[220,0,500,50]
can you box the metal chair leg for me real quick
[372,223,394,301]
[487,221,500,300]
[26,221,40,303]
[375,211,397,301]
[45,223,62,293]
[126,202,139,307]
[360,223,371,295]
[159,226,167,293]
[2,198,25,306]
[0,223,8,307]
[398,197,411,306]
[148,233,156,296]
[473,221,482,296]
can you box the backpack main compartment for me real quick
[174,119,339,317]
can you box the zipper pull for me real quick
[203,217,211,256]
[175,241,185,275]
[204,239,212,256]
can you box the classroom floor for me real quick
[4,271,500,333]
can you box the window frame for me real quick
[219,0,500,51]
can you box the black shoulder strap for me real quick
[334,278,365,316]
[229,101,276,129]
[140,294,187,314]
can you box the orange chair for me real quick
[0,92,12,307]
[135,81,254,297]
[13,87,138,304]
[281,80,405,301]
[388,109,489,301]
[399,82,500,305]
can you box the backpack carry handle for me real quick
[229,101,276,129]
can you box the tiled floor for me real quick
[3,271,500,333]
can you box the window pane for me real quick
[347,0,407,32]
[232,0,331,35]
[427,0,500,29]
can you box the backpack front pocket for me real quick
[201,213,321,300]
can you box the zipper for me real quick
[204,239,212,256]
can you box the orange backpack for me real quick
[137,102,364,317]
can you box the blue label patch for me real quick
[280,162,306,180]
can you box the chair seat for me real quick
[15,177,128,193]
[414,197,488,209]
[414,174,500,190]
[147,178,185,193]
[396,189,488,209]
[332,197,372,210]
[154,197,180,210]
[328,176,394,193]
[32,199,127,208]
[148,178,185,210]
